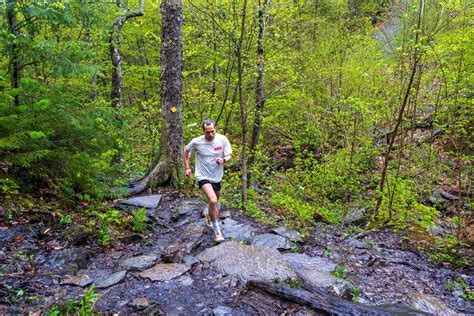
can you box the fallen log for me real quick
[248,281,429,316]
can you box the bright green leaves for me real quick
[29,131,46,140]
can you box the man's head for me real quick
[202,118,216,141]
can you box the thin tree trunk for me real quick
[237,0,248,210]
[7,0,20,107]
[110,0,144,108]
[248,0,269,186]
[374,0,425,218]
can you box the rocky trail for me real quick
[0,191,472,315]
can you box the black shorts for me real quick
[198,180,222,192]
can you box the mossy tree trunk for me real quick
[127,0,183,196]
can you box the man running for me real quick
[184,118,232,242]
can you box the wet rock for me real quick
[271,226,303,242]
[250,233,291,250]
[61,225,90,246]
[196,242,296,283]
[408,293,459,316]
[94,270,127,289]
[60,274,93,287]
[129,297,149,310]
[121,195,162,209]
[220,218,256,242]
[343,208,367,225]
[183,255,199,267]
[35,247,90,275]
[161,240,201,263]
[213,305,233,315]
[282,253,352,300]
[139,263,190,282]
[116,255,158,271]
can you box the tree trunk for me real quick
[237,0,248,210]
[126,0,183,196]
[248,0,269,186]
[374,0,425,218]
[7,0,20,107]
[110,0,144,108]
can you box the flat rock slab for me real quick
[282,253,351,299]
[196,242,296,283]
[117,255,158,271]
[60,274,93,287]
[220,218,256,242]
[250,233,292,250]
[271,227,303,242]
[139,263,190,282]
[121,195,162,209]
[94,270,127,289]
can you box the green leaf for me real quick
[30,131,46,140]
[18,105,28,112]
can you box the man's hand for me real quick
[216,157,225,165]
[185,168,192,177]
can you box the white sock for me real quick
[212,220,220,231]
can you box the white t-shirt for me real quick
[186,134,232,183]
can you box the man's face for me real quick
[203,124,216,141]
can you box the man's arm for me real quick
[184,148,192,177]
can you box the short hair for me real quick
[202,118,216,130]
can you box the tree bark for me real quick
[237,0,248,210]
[248,281,427,315]
[7,0,20,107]
[110,0,144,108]
[248,0,269,186]
[126,0,184,196]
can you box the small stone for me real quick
[139,263,190,282]
[271,227,303,242]
[183,255,199,266]
[129,297,149,310]
[121,195,162,209]
[250,233,292,250]
[347,238,371,249]
[94,270,127,289]
[60,274,93,287]
[178,275,194,286]
[219,210,231,219]
[213,305,233,315]
[110,251,123,260]
[117,255,158,271]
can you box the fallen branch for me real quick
[248,281,428,315]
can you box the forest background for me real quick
[0,0,472,267]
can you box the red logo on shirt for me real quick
[214,146,223,151]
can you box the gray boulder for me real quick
[196,242,296,283]
[282,253,352,299]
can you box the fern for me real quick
[0,133,30,150]
[8,150,51,168]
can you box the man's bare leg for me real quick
[201,183,219,221]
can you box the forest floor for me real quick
[0,189,473,315]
